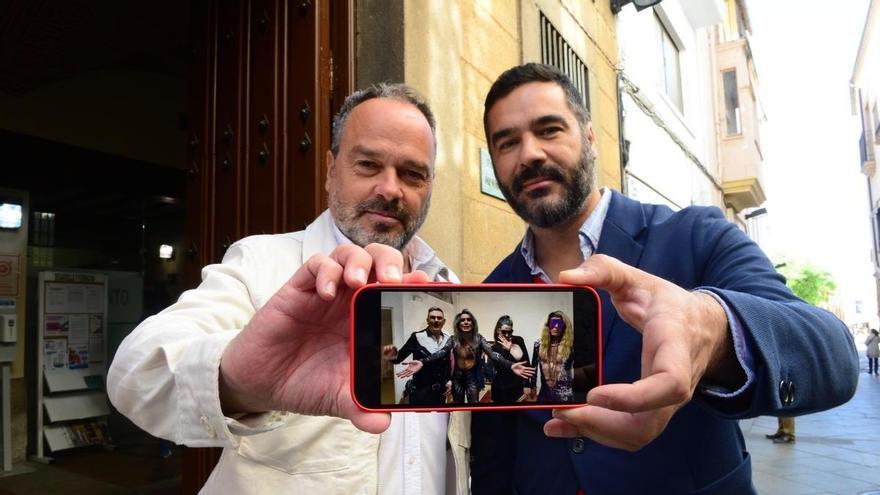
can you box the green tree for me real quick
[776,260,837,306]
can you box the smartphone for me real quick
[351,283,602,412]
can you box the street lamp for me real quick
[744,207,768,220]
[611,0,664,15]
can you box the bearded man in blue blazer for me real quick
[469,63,858,495]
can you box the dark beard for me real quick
[498,144,595,229]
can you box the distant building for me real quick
[852,0,880,324]
[615,0,768,239]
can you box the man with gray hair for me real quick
[108,83,469,494]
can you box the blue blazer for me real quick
[472,192,858,495]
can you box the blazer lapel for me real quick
[595,192,648,355]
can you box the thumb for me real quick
[351,413,392,434]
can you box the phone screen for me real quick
[352,284,601,411]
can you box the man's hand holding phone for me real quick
[545,254,732,451]
[217,243,429,435]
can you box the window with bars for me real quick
[540,13,590,113]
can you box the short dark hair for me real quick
[331,82,436,156]
[427,307,444,316]
[483,63,590,146]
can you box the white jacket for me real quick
[107,210,469,494]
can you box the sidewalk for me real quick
[741,351,880,495]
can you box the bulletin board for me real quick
[34,271,109,458]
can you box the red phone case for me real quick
[350,282,603,413]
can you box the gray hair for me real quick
[331,82,437,156]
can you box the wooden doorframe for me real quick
[180,1,354,492]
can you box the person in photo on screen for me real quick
[488,315,531,403]
[527,311,574,402]
[398,309,535,403]
[382,306,453,405]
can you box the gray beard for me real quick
[329,193,430,250]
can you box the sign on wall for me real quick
[0,254,19,296]
[480,148,505,200]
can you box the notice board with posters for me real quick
[34,271,110,458]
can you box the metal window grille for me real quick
[540,13,590,112]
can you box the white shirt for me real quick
[107,210,467,494]
[330,220,455,494]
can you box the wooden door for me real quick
[181,1,353,492]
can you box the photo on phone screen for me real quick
[351,284,601,411]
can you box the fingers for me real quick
[292,243,410,300]
[330,244,384,289]
[543,417,580,437]
[292,243,430,303]
[396,360,422,378]
[547,350,691,451]
[512,363,536,379]
[402,270,430,284]
[293,253,345,299]
[382,345,398,360]
[519,366,535,375]
[546,404,677,451]
[559,254,646,295]
[363,243,405,283]
[291,245,371,301]
[585,369,690,414]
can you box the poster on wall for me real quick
[85,285,104,313]
[0,254,19,296]
[45,315,70,335]
[44,338,68,370]
[46,284,71,313]
[88,315,104,363]
[68,344,88,369]
[67,314,88,345]
[44,282,105,314]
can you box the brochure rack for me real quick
[33,271,109,460]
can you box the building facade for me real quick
[616,0,767,236]
[364,0,624,282]
[853,0,880,325]
[0,0,782,490]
